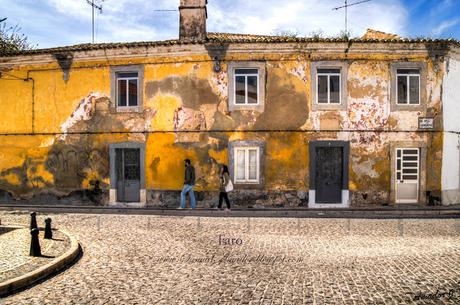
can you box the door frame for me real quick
[309,141,350,208]
[390,141,426,205]
[109,142,146,206]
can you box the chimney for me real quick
[179,0,207,42]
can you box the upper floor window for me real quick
[390,62,426,112]
[234,69,259,105]
[311,62,348,111]
[317,68,341,104]
[228,62,266,112]
[110,65,144,112]
[116,72,138,107]
[396,69,420,105]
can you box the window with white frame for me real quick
[234,68,259,105]
[116,72,139,107]
[234,147,259,183]
[316,68,341,104]
[396,69,420,105]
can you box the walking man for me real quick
[180,159,196,209]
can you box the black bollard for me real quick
[30,212,38,230]
[44,218,53,239]
[30,227,41,257]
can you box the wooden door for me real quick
[315,147,343,203]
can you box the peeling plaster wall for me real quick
[0,44,448,206]
[442,50,460,205]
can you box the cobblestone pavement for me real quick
[0,212,459,305]
[0,226,70,283]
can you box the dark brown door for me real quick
[316,147,343,203]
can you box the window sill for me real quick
[235,181,260,184]
[232,183,264,189]
[228,103,264,112]
[114,106,143,113]
[311,103,346,111]
[390,104,426,112]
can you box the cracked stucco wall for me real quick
[0,44,447,205]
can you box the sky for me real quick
[0,0,459,49]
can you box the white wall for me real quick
[442,48,460,205]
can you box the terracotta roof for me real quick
[1,32,458,57]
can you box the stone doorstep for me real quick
[0,229,81,297]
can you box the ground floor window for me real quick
[234,147,259,183]
[228,141,265,187]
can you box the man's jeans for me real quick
[180,184,196,209]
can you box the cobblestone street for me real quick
[0,212,459,305]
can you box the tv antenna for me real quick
[153,10,178,12]
[86,0,104,43]
[333,0,372,35]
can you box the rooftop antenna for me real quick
[333,0,372,36]
[153,10,178,12]
[86,0,104,43]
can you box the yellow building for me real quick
[0,0,459,208]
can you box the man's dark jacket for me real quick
[184,165,195,185]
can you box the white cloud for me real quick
[431,18,460,36]
[0,0,409,47]
[43,0,179,43]
[208,0,408,38]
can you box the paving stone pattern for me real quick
[0,226,70,283]
[0,212,459,305]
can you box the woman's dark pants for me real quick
[218,192,231,209]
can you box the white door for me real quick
[396,148,420,203]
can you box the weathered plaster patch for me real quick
[173,107,206,131]
[39,137,55,148]
[288,62,308,83]
[345,97,389,130]
[352,156,379,179]
[209,67,228,101]
[59,93,104,140]
[147,77,220,110]
[387,111,422,130]
[1,172,21,185]
[199,104,218,129]
[142,108,158,131]
[254,70,308,130]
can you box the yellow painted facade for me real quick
[0,40,451,206]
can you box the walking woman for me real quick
[218,165,232,211]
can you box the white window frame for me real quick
[234,146,260,184]
[116,72,139,108]
[316,70,342,105]
[396,70,420,105]
[233,68,260,105]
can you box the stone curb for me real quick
[0,206,459,219]
[0,229,81,297]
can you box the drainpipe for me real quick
[27,74,35,134]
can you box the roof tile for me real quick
[1,32,458,57]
